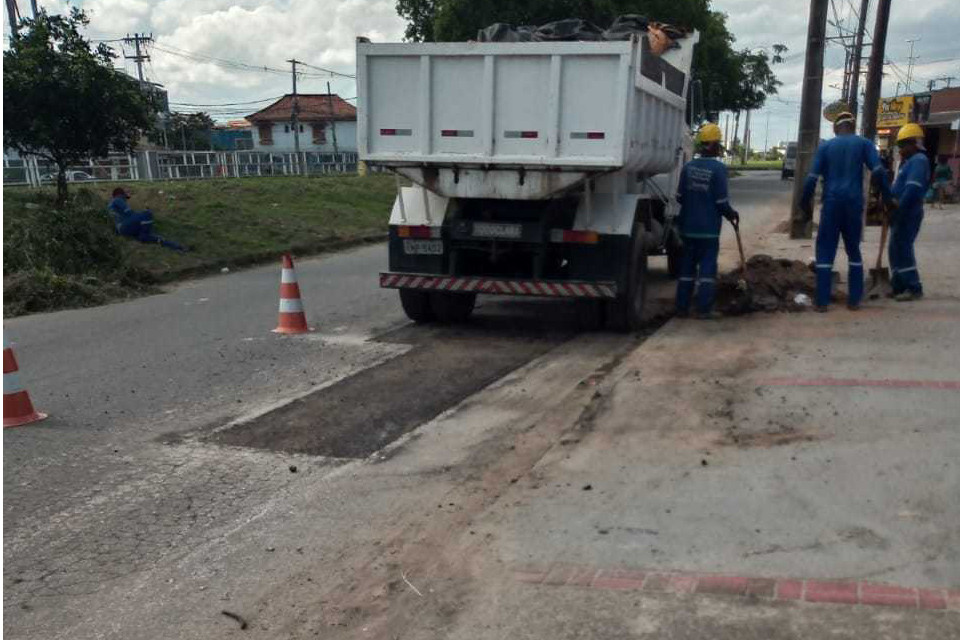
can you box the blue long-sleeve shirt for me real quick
[801,133,892,209]
[107,196,136,226]
[675,157,736,239]
[892,152,930,216]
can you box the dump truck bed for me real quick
[357,36,697,199]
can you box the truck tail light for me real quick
[571,131,606,140]
[550,229,600,244]
[397,225,440,239]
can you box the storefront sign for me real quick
[877,96,914,128]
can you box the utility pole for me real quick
[29,0,36,18]
[326,81,340,155]
[848,0,870,118]
[862,0,892,143]
[790,0,830,239]
[724,113,730,155]
[904,37,921,93]
[763,111,771,158]
[287,59,301,156]
[741,109,751,164]
[122,33,154,86]
[5,0,19,37]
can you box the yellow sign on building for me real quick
[877,96,914,128]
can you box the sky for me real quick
[5,0,960,146]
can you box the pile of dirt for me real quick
[716,254,841,314]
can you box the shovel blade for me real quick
[867,267,892,299]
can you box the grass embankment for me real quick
[3,175,397,316]
[732,159,783,171]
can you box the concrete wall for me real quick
[252,121,357,152]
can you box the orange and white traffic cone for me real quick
[4,335,47,428]
[272,253,313,334]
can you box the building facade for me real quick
[246,94,357,153]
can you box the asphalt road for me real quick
[3,170,792,638]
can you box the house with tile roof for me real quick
[246,94,357,152]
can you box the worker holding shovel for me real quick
[674,123,740,319]
[889,123,930,301]
[800,112,895,312]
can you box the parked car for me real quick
[781,142,797,179]
[39,170,94,183]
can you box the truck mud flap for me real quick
[380,273,617,299]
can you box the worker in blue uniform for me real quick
[800,111,893,311]
[675,122,739,319]
[889,123,929,301]
[107,188,187,252]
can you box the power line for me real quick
[169,96,283,107]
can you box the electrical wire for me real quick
[169,96,284,107]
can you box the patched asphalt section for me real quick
[208,301,579,458]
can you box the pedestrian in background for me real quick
[674,122,739,319]
[800,111,894,312]
[889,124,930,301]
[933,155,953,210]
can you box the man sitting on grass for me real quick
[107,187,188,252]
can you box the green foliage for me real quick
[153,111,217,150]
[3,190,125,275]
[2,8,154,203]
[2,190,158,316]
[394,0,784,113]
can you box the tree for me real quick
[3,9,154,205]
[394,0,777,114]
[164,112,216,150]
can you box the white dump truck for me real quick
[357,31,699,329]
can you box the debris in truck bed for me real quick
[476,15,688,48]
[715,254,843,314]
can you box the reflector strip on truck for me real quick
[380,128,413,136]
[380,273,616,299]
[503,130,539,139]
[440,129,475,137]
[570,132,606,140]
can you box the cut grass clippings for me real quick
[3,174,398,316]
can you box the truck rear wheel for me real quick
[606,226,648,332]
[431,292,476,323]
[399,289,435,323]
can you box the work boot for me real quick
[675,309,690,318]
[814,305,829,313]
[895,290,922,302]
[847,302,861,311]
[696,310,722,320]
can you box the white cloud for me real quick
[6,0,958,138]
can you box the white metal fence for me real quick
[3,150,360,187]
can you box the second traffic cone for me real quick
[273,253,313,334]
[4,335,47,428]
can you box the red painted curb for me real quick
[515,564,959,612]
[760,376,960,391]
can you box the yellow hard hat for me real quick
[896,122,924,143]
[697,123,722,144]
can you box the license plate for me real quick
[472,222,523,239]
[403,239,444,255]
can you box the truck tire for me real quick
[431,292,476,323]
[606,225,648,332]
[399,289,435,323]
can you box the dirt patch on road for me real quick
[718,427,822,448]
[716,254,841,315]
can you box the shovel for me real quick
[867,205,892,299]
[731,218,748,291]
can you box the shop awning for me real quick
[924,111,960,127]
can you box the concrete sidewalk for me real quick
[433,204,960,638]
